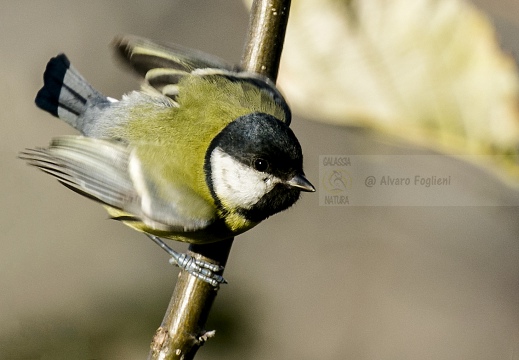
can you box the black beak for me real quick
[286,174,316,192]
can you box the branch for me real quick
[241,0,291,80]
[148,240,233,360]
[148,1,291,359]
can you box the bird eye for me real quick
[253,158,269,172]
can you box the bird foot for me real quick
[146,234,226,287]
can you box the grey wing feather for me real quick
[113,35,233,77]
[20,136,213,233]
[113,35,231,100]
[143,68,186,99]
[20,137,138,211]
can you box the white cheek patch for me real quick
[210,147,280,209]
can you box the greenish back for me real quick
[110,74,288,209]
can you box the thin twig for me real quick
[148,1,291,359]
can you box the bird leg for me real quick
[146,234,227,287]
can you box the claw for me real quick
[146,234,227,287]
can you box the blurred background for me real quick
[1,1,518,359]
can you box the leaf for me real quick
[276,0,519,181]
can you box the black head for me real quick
[205,112,314,223]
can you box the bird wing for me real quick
[114,34,233,75]
[113,34,232,100]
[113,35,291,124]
[20,136,214,233]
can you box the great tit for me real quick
[21,35,314,284]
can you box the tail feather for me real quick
[35,54,106,131]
